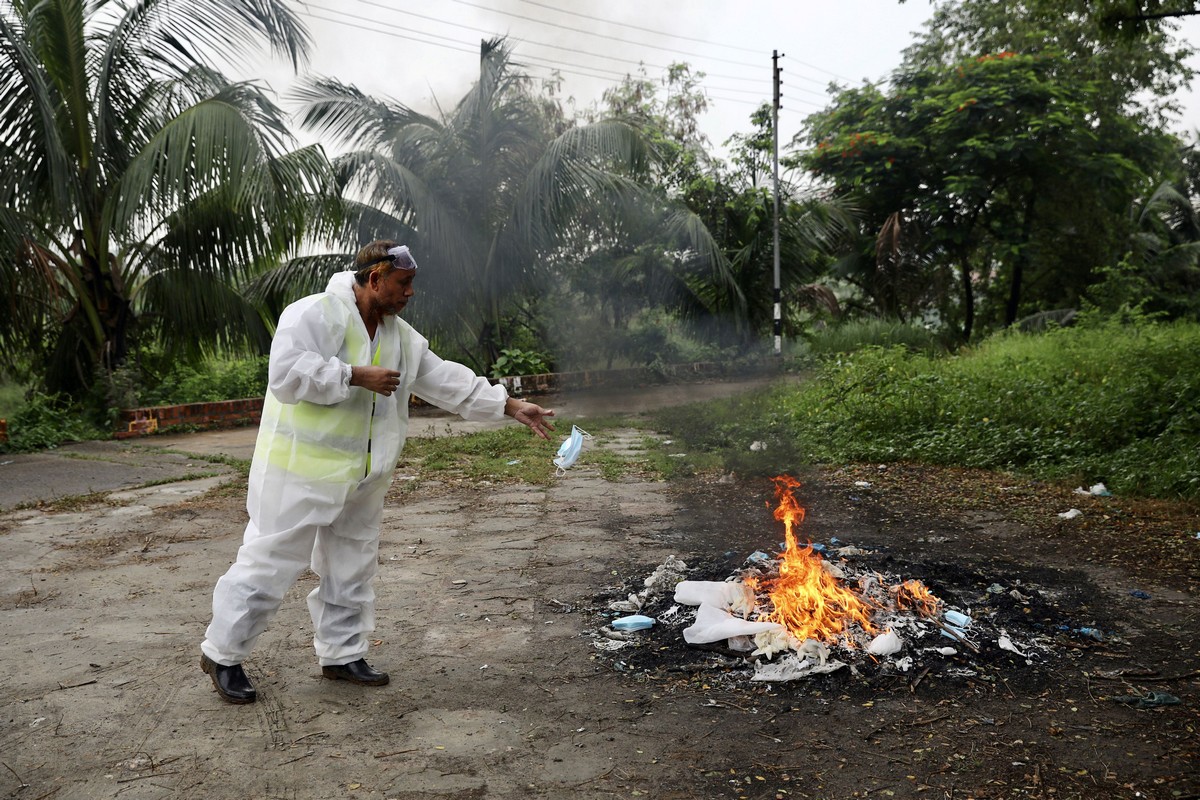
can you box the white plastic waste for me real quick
[751,652,846,682]
[673,580,754,615]
[682,603,784,644]
[1057,508,1083,519]
[997,630,1029,658]
[867,629,903,656]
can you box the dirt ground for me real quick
[1,381,1197,800]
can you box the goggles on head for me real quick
[360,244,418,271]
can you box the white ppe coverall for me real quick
[202,271,509,667]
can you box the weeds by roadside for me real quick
[654,320,1200,503]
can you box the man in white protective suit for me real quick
[199,240,556,704]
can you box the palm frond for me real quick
[0,8,77,214]
[293,76,441,150]
[242,253,354,318]
[136,263,273,359]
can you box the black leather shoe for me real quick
[200,654,257,704]
[321,658,390,686]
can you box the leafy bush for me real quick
[1,392,105,452]
[790,321,1200,498]
[140,357,269,406]
[489,348,550,379]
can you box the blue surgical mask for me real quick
[553,425,592,474]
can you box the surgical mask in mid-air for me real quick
[553,425,592,474]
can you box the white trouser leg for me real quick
[201,519,317,665]
[308,478,389,666]
[308,532,380,666]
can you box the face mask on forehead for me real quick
[553,425,592,475]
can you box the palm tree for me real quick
[1125,176,1200,319]
[279,37,735,373]
[0,0,327,395]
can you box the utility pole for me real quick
[772,50,783,356]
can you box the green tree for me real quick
[285,38,733,373]
[800,1,1192,340]
[0,0,326,396]
[803,47,1173,340]
[1118,141,1200,319]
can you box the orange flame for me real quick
[894,579,941,617]
[748,476,877,644]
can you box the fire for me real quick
[894,579,941,617]
[747,476,877,644]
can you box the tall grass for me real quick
[654,320,1200,501]
[804,318,947,357]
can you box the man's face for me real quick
[370,267,416,317]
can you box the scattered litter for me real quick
[1073,482,1112,496]
[1129,589,1151,600]
[506,459,521,465]
[656,604,685,624]
[612,615,655,631]
[1057,508,1083,519]
[608,594,643,613]
[1112,691,1181,709]
[643,555,688,593]
[941,609,972,642]
[593,638,630,651]
[986,583,1006,595]
[853,481,872,488]
[997,630,1030,659]
[750,441,768,451]
[751,652,847,682]
[609,555,689,612]
[1077,627,1104,641]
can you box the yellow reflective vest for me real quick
[246,271,508,535]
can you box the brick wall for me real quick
[115,398,264,439]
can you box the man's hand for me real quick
[505,399,556,440]
[351,365,402,396]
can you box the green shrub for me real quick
[140,357,269,406]
[653,319,1200,501]
[489,348,550,379]
[1,392,105,452]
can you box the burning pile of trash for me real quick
[592,475,1088,684]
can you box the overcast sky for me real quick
[241,0,1200,159]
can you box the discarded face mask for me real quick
[553,425,593,474]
